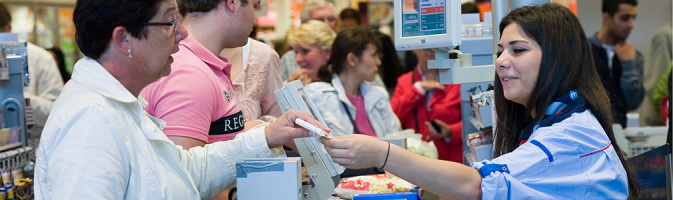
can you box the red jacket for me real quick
[390,70,463,162]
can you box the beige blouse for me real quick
[229,38,283,122]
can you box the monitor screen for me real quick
[394,0,460,50]
[401,0,446,37]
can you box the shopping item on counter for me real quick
[384,130,438,159]
[334,173,415,199]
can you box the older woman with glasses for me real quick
[34,0,327,199]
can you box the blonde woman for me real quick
[286,20,336,85]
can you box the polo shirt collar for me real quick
[178,36,232,75]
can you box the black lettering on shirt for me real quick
[209,111,245,135]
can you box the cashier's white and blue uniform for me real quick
[471,91,629,199]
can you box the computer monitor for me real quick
[394,0,461,50]
[274,80,345,200]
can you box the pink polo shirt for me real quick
[142,36,245,143]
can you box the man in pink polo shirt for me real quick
[142,0,261,149]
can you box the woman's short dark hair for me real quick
[178,0,248,16]
[73,0,163,59]
[316,26,381,82]
[492,3,639,197]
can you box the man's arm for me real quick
[143,66,220,148]
[619,51,645,111]
[615,42,644,111]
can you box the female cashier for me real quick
[321,4,639,199]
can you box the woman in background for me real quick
[304,26,400,138]
[286,20,336,85]
[390,48,462,162]
[221,38,283,125]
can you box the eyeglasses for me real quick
[137,20,178,33]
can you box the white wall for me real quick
[577,0,672,59]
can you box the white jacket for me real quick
[35,58,281,199]
[303,74,401,138]
[24,43,63,146]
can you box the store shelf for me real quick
[0,142,21,153]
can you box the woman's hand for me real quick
[264,109,329,148]
[286,68,311,85]
[426,119,451,140]
[321,134,389,169]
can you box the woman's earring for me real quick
[128,49,133,59]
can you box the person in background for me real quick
[390,48,462,162]
[589,0,644,128]
[338,8,360,30]
[321,4,639,199]
[220,37,283,124]
[305,26,400,138]
[402,51,418,74]
[46,47,70,83]
[639,23,671,126]
[652,63,671,125]
[374,31,403,95]
[0,3,64,148]
[286,20,336,85]
[304,26,400,177]
[280,0,337,82]
[272,36,291,59]
[35,0,326,198]
[461,2,480,14]
[142,0,263,149]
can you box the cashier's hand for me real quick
[321,134,388,169]
[425,119,451,140]
[286,68,311,85]
[264,109,329,148]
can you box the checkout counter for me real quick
[234,0,673,198]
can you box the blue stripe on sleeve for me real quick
[477,162,510,177]
[530,140,553,162]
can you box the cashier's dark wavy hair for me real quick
[74,0,162,59]
[316,26,382,82]
[492,3,639,198]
